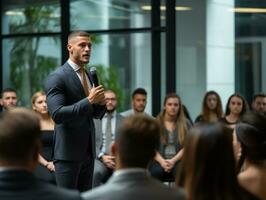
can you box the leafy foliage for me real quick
[8,5,60,107]
[93,65,125,111]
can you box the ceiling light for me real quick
[232,7,266,13]
[5,11,24,16]
[141,5,192,11]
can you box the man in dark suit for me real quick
[82,115,185,200]
[93,89,124,187]
[44,31,106,191]
[0,108,81,200]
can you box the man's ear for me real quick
[0,98,3,106]
[110,142,116,156]
[67,44,72,53]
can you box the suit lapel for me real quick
[63,63,86,97]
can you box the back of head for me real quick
[0,108,41,167]
[182,123,238,199]
[236,111,266,166]
[116,115,160,168]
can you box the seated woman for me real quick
[149,93,191,181]
[178,122,259,200]
[221,93,249,129]
[195,90,224,123]
[32,91,56,184]
[235,112,266,200]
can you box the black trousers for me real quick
[148,160,178,182]
[54,158,94,192]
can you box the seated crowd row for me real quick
[0,87,265,200]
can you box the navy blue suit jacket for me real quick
[44,62,106,161]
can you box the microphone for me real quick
[89,67,99,87]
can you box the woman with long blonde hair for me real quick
[149,93,191,181]
[32,91,55,184]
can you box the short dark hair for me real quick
[1,88,16,98]
[0,108,41,165]
[116,115,160,168]
[132,88,147,99]
[252,93,266,101]
[68,31,90,43]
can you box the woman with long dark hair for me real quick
[195,90,224,123]
[235,112,266,200]
[178,122,259,200]
[221,93,249,129]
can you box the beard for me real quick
[107,107,116,113]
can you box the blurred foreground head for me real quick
[182,122,241,200]
[115,115,160,168]
[0,108,41,171]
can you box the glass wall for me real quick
[2,36,61,107]
[235,0,266,105]
[89,33,152,113]
[1,0,61,34]
[1,0,61,107]
[0,0,265,116]
[70,0,151,30]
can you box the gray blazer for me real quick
[94,113,124,156]
[82,170,185,200]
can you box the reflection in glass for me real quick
[89,33,151,114]
[1,1,60,34]
[2,37,61,107]
[70,0,151,30]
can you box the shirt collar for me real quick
[104,111,117,118]
[67,59,83,72]
[113,168,148,177]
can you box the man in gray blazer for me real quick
[0,108,81,200]
[82,115,185,200]
[93,89,124,187]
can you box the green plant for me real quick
[93,65,125,111]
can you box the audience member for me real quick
[121,87,150,117]
[195,90,224,123]
[252,93,266,115]
[0,88,17,111]
[234,112,266,200]
[31,91,56,184]
[221,93,249,129]
[93,90,124,187]
[82,115,185,200]
[149,93,191,182]
[178,122,259,200]
[0,108,81,200]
